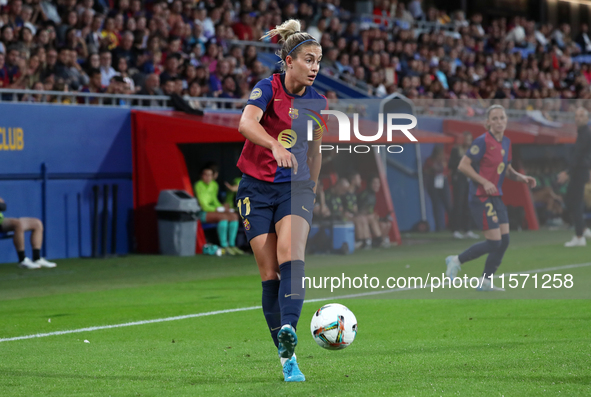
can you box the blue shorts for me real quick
[470,196,509,231]
[236,174,316,242]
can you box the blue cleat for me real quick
[283,356,305,382]
[277,324,297,359]
[445,255,461,281]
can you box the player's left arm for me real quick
[506,164,537,188]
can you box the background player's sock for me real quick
[17,250,26,263]
[492,234,510,274]
[262,279,281,348]
[483,234,510,278]
[228,220,239,247]
[458,239,501,264]
[217,220,228,248]
[278,260,305,329]
[32,249,41,261]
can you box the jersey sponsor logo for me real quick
[243,219,251,230]
[289,108,299,119]
[497,162,505,174]
[278,129,297,148]
[470,145,480,155]
[249,88,262,100]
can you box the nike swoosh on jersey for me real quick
[284,293,300,298]
[302,206,309,212]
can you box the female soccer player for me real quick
[236,19,325,382]
[445,105,536,290]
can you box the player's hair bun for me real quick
[261,19,319,71]
[261,19,301,42]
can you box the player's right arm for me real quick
[238,104,298,173]
[458,156,497,195]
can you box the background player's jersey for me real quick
[465,131,512,197]
[237,73,327,183]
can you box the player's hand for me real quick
[272,143,298,174]
[523,176,536,188]
[482,180,498,195]
[557,171,569,184]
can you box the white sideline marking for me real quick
[1,262,590,343]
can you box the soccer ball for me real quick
[310,303,357,350]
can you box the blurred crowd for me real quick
[1,0,591,105]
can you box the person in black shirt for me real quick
[448,132,479,239]
[558,107,591,246]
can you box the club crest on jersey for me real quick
[243,219,251,230]
[470,145,480,155]
[492,216,499,223]
[289,108,299,119]
[501,149,506,156]
[497,162,505,174]
[278,129,297,148]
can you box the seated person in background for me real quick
[194,164,244,255]
[0,197,57,269]
[313,187,331,220]
[224,176,242,209]
[324,177,348,222]
[358,176,388,248]
[343,172,372,250]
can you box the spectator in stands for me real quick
[112,30,134,68]
[194,164,244,256]
[159,52,180,84]
[99,48,116,87]
[232,11,254,41]
[449,132,478,239]
[86,13,104,54]
[80,68,104,104]
[0,197,57,269]
[183,80,202,110]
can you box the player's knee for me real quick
[486,239,502,251]
[34,219,43,232]
[277,243,292,262]
[13,220,24,233]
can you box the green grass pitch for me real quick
[0,228,589,396]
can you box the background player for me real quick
[236,19,325,382]
[445,105,536,290]
[557,107,591,247]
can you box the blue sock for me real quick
[485,234,510,277]
[228,220,239,247]
[458,239,501,264]
[262,280,281,348]
[217,220,228,247]
[278,260,305,330]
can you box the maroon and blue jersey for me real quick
[237,73,327,183]
[465,131,512,197]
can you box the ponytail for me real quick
[262,19,320,71]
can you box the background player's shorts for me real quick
[236,174,315,241]
[469,196,508,231]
